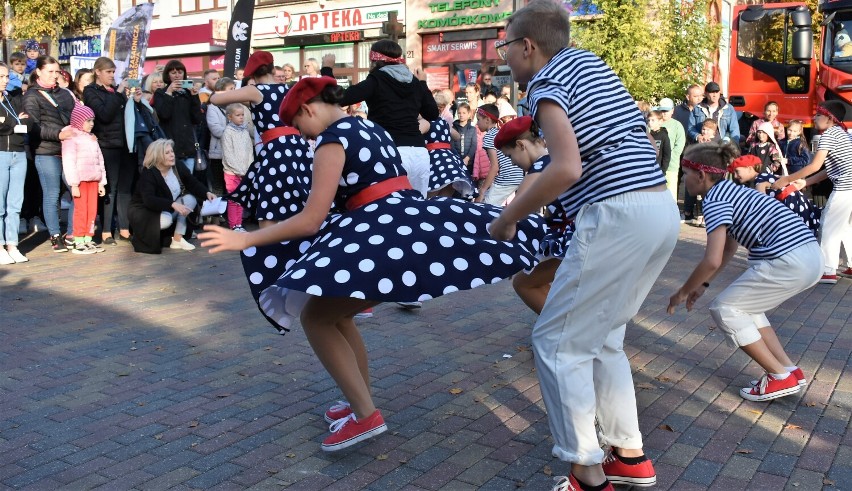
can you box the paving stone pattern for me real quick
[0,225,850,490]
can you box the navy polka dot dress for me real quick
[528,154,573,259]
[228,84,313,222]
[253,116,547,330]
[755,172,820,234]
[426,119,473,196]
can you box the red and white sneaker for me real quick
[819,274,839,284]
[551,475,614,491]
[740,373,801,401]
[602,449,657,487]
[354,308,373,319]
[324,400,353,423]
[751,367,807,388]
[838,267,852,278]
[321,410,387,452]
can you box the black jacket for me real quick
[650,127,671,173]
[452,120,477,166]
[322,66,439,147]
[0,93,29,152]
[152,88,202,158]
[23,85,76,156]
[83,83,128,150]
[128,164,209,254]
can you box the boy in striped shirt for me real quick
[668,142,822,403]
[488,1,679,489]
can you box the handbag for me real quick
[191,129,208,172]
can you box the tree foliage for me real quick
[6,0,101,39]
[572,0,720,102]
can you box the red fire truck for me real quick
[728,0,852,127]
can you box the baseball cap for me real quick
[705,81,721,93]
[653,97,674,111]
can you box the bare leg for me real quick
[512,258,560,315]
[758,326,794,367]
[740,338,786,374]
[301,296,380,419]
[572,464,607,487]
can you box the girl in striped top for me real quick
[489,2,679,489]
[668,142,822,404]
[772,100,852,283]
[476,103,524,206]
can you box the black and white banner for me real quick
[223,0,256,78]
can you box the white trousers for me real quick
[484,183,519,207]
[709,242,823,347]
[532,190,679,465]
[397,146,430,198]
[819,189,852,273]
[160,194,197,236]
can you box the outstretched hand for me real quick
[489,215,517,241]
[667,285,705,314]
[199,224,249,254]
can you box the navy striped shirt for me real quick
[528,154,570,228]
[703,179,816,260]
[816,125,852,191]
[526,48,666,217]
[482,127,524,186]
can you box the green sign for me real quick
[419,0,509,29]
[428,0,501,13]
[365,11,389,21]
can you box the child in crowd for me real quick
[747,121,782,172]
[23,40,40,76]
[669,142,822,402]
[7,52,25,94]
[221,103,254,232]
[781,120,811,175]
[648,110,671,173]
[423,93,473,198]
[477,103,523,206]
[490,2,679,489]
[728,154,820,234]
[451,102,478,178]
[700,119,721,143]
[746,101,785,146]
[496,116,572,314]
[61,105,106,255]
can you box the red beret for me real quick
[243,50,274,79]
[279,76,338,126]
[726,154,762,173]
[494,115,534,150]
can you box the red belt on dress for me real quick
[426,142,451,151]
[775,184,797,202]
[261,126,301,145]
[345,176,413,211]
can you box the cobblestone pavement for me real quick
[1,224,850,490]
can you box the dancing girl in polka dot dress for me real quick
[423,116,473,198]
[496,116,573,315]
[209,51,314,332]
[200,77,547,451]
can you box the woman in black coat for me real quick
[83,56,136,244]
[151,60,203,178]
[128,139,214,254]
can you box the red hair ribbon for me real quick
[681,158,727,175]
[369,50,404,64]
[477,107,499,122]
[816,105,842,126]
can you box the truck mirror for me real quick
[790,7,813,64]
[740,6,765,22]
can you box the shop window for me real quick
[305,44,355,69]
[272,48,301,73]
[257,0,305,5]
[180,0,225,14]
[358,39,408,66]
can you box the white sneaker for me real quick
[169,237,196,251]
[7,248,28,263]
[232,225,248,233]
[28,217,46,233]
[0,249,14,265]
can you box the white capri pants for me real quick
[397,146,430,198]
[483,183,519,207]
[709,242,823,347]
[160,194,197,236]
[533,189,679,466]
[819,189,852,274]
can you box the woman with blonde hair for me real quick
[127,139,215,254]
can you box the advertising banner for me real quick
[223,0,256,78]
[102,3,155,83]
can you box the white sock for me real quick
[771,372,790,380]
[785,366,798,372]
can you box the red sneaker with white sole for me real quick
[602,450,657,487]
[819,274,838,284]
[838,267,852,278]
[324,400,353,423]
[321,410,387,452]
[751,367,807,388]
[740,373,801,401]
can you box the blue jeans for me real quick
[0,151,26,245]
[34,155,63,236]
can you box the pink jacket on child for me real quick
[61,128,106,187]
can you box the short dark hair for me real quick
[369,39,404,72]
[9,52,25,63]
[162,59,187,85]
